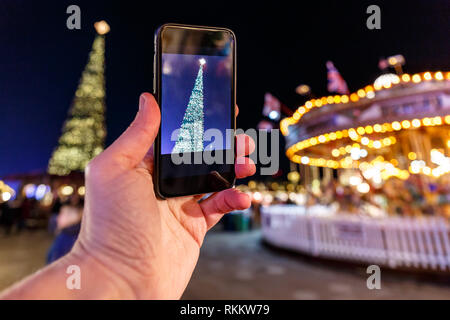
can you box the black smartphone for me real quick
[153,24,236,198]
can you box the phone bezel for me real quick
[153,23,237,199]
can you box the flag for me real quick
[262,92,281,120]
[326,61,349,95]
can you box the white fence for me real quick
[261,205,450,272]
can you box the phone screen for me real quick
[156,25,236,197]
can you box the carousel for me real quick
[260,69,450,272]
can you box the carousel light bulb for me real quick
[412,119,421,128]
[401,74,410,82]
[392,121,401,131]
[361,137,370,145]
[445,115,450,124]
[357,183,370,194]
[423,117,432,126]
[401,120,411,129]
[435,71,444,81]
[199,58,206,65]
[366,91,375,99]
[332,149,340,157]
[373,141,382,149]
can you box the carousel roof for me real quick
[281,71,450,181]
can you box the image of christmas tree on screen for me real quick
[161,54,232,155]
[172,58,206,153]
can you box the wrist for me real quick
[67,242,139,299]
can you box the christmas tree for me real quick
[172,58,206,153]
[48,21,110,176]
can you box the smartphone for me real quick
[153,24,236,198]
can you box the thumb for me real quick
[104,93,160,169]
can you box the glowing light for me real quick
[357,89,366,98]
[366,91,375,99]
[423,117,432,126]
[78,186,86,196]
[392,121,401,131]
[24,184,36,199]
[423,72,432,81]
[349,176,362,186]
[408,152,417,160]
[351,148,361,160]
[327,96,334,104]
[268,110,279,120]
[94,20,110,35]
[332,149,340,157]
[357,183,370,194]
[301,156,310,164]
[361,137,370,145]
[61,185,74,196]
[2,192,11,202]
[433,116,442,125]
[341,95,349,103]
[401,74,410,82]
[412,74,421,83]
[360,149,368,158]
[357,127,365,135]
[350,93,359,102]
[401,120,411,129]
[373,141,382,149]
[374,124,382,132]
[365,126,373,134]
[252,192,262,202]
[374,73,399,89]
[412,119,421,128]
[435,71,444,81]
[35,184,49,201]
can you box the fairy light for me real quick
[280,71,448,136]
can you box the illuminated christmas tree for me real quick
[48,21,110,176]
[172,58,206,153]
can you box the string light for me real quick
[280,71,448,136]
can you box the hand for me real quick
[71,93,256,299]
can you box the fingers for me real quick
[235,157,256,179]
[200,188,251,230]
[236,133,255,157]
[102,93,160,169]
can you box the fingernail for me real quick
[139,94,147,111]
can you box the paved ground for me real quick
[0,230,53,291]
[183,230,450,299]
[0,229,449,299]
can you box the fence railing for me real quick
[261,205,450,272]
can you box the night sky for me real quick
[0,0,449,177]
